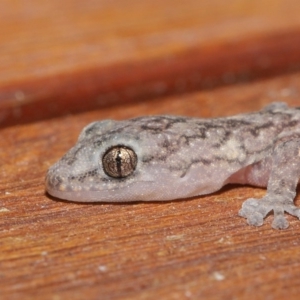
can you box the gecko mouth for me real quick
[46,176,155,192]
[45,170,156,202]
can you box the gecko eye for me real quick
[102,146,137,178]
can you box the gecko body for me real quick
[46,102,300,229]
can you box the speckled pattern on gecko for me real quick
[46,102,300,230]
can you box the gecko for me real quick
[46,102,300,230]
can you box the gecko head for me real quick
[46,117,188,202]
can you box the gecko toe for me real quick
[239,197,274,227]
[242,198,260,208]
[285,205,300,219]
[247,212,264,227]
[238,198,259,217]
[272,215,289,230]
[239,194,300,229]
[238,198,264,226]
[239,198,270,216]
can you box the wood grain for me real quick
[1,0,300,127]
[1,1,300,299]
[1,73,300,299]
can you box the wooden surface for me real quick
[1,0,300,127]
[1,1,300,299]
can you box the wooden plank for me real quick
[1,0,300,127]
[1,72,300,299]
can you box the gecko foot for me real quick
[238,196,300,230]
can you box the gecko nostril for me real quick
[46,171,65,191]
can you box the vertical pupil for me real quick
[116,149,122,176]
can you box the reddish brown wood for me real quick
[1,1,300,299]
[1,0,300,127]
[1,29,300,128]
[1,73,300,299]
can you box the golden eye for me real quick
[102,146,137,178]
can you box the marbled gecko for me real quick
[46,102,300,229]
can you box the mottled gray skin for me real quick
[46,102,300,229]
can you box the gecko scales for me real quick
[46,102,300,229]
